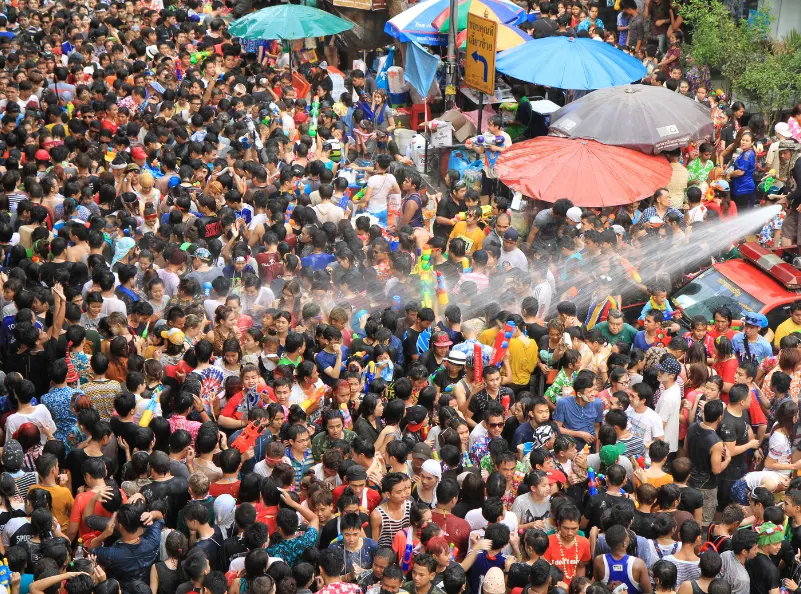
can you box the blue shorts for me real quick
[731,478,749,505]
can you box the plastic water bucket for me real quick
[394,128,416,158]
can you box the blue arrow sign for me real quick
[471,50,488,82]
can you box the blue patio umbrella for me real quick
[496,36,647,90]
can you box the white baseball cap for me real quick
[566,206,583,223]
[776,122,791,138]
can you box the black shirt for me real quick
[582,492,617,532]
[721,408,751,475]
[418,350,445,376]
[529,17,558,38]
[195,526,225,571]
[631,510,657,539]
[525,322,548,343]
[687,422,721,489]
[433,196,466,239]
[140,477,191,529]
[194,215,223,240]
[678,485,704,517]
[432,368,464,394]
[64,449,115,495]
[403,327,422,363]
[746,552,781,594]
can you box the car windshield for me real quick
[671,268,765,322]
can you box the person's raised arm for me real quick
[30,573,89,594]
[280,488,319,530]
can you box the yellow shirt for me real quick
[29,483,74,530]
[449,222,485,254]
[479,327,498,347]
[774,318,801,347]
[507,335,539,386]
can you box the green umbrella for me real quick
[228,4,354,42]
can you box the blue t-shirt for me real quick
[554,396,604,438]
[731,332,773,364]
[732,149,756,195]
[316,346,349,386]
[301,252,335,271]
[94,519,163,592]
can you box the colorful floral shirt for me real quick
[286,447,315,485]
[760,211,785,248]
[687,158,715,186]
[41,386,79,451]
[266,526,319,567]
[544,369,577,404]
[469,435,491,466]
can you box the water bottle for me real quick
[74,538,86,560]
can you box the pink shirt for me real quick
[168,415,203,444]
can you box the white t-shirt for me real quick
[745,470,783,490]
[768,431,793,477]
[289,379,326,406]
[5,406,56,445]
[313,202,345,224]
[465,508,519,534]
[469,422,488,450]
[655,383,681,452]
[366,173,398,214]
[100,295,128,317]
[627,406,665,446]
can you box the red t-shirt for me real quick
[255,252,283,284]
[70,489,128,540]
[220,385,274,420]
[332,484,380,513]
[209,481,241,499]
[430,509,471,562]
[543,534,591,585]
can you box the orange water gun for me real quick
[231,419,266,453]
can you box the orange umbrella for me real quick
[496,136,673,207]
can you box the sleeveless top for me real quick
[690,581,705,594]
[401,193,423,228]
[602,554,640,594]
[155,561,180,594]
[376,499,411,547]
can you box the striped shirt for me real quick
[286,447,314,485]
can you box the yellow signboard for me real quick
[465,13,497,96]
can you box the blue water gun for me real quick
[392,296,401,313]
[401,527,414,572]
[588,467,598,496]
[0,557,10,588]
[204,282,212,297]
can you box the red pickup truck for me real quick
[669,242,801,330]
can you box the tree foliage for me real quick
[680,0,801,125]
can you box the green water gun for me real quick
[190,49,213,65]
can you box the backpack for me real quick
[700,524,730,553]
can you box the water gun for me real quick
[759,169,778,192]
[285,201,296,223]
[461,256,472,274]
[392,296,401,313]
[449,543,458,561]
[435,271,448,306]
[489,321,516,366]
[465,135,505,149]
[190,49,213,64]
[588,467,599,496]
[203,282,212,297]
[455,205,492,221]
[138,393,160,427]
[141,320,151,341]
[309,98,320,138]
[401,526,414,572]
[364,361,377,393]
[421,425,430,440]
[231,419,266,453]
[501,393,511,416]
[0,557,9,588]
[300,386,327,412]
[340,403,353,430]
[473,343,483,383]
[419,248,434,309]
[352,187,367,202]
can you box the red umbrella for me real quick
[496,136,673,207]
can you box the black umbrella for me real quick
[548,84,714,155]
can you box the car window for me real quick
[671,268,765,322]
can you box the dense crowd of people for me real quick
[1,2,801,594]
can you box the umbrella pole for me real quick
[477,92,484,133]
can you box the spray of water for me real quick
[443,204,785,321]
[638,203,783,277]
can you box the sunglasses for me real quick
[488,422,504,429]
